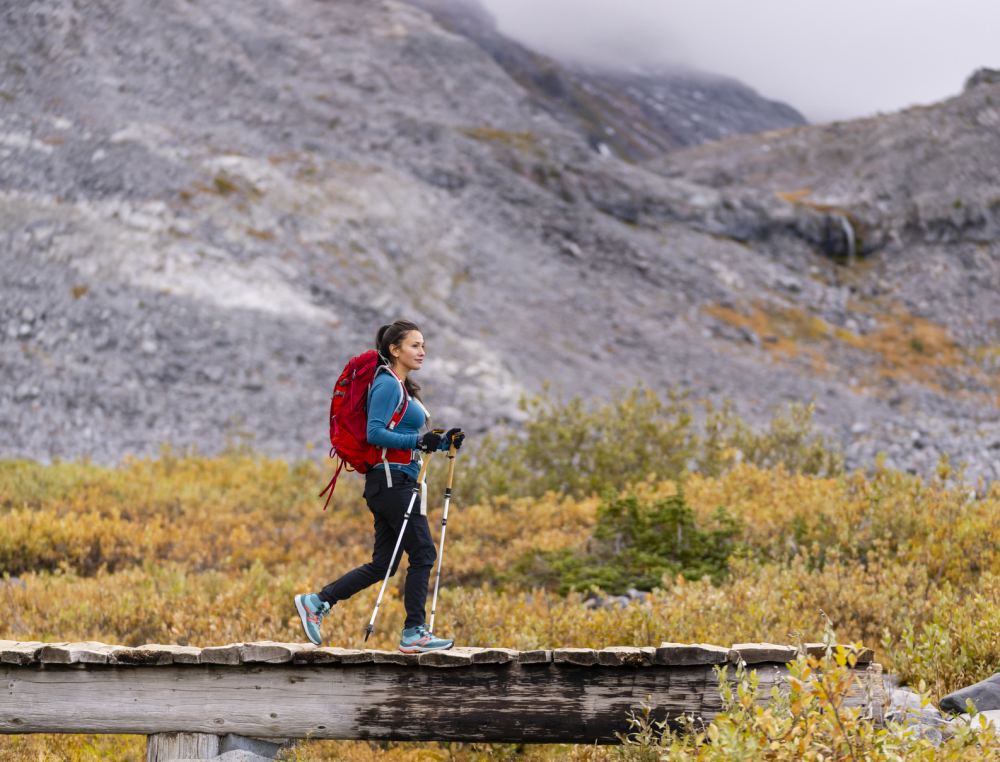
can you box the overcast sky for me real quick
[478,0,1000,122]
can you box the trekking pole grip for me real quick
[416,450,434,484]
[446,444,458,488]
[416,428,444,484]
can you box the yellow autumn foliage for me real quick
[3,439,1000,759]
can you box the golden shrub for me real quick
[4,440,1000,759]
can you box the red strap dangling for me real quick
[319,459,346,511]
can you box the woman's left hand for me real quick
[443,427,465,450]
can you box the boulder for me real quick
[940,673,1000,713]
[886,688,950,745]
[964,68,1000,91]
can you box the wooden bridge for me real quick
[1,639,885,760]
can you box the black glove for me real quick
[445,427,465,450]
[417,430,444,453]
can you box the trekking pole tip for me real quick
[363,624,374,642]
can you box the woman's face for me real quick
[391,330,425,373]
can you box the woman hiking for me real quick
[294,320,464,653]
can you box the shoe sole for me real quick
[294,595,322,646]
[398,642,454,654]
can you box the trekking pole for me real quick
[428,440,459,633]
[364,447,436,643]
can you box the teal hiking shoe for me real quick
[398,625,454,653]
[294,593,331,646]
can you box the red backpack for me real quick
[318,350,412,510]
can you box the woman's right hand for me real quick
[417,431,444,453]
[444,428,465,450]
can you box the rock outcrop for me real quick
[406,0,807,160]
[1,0,997,484]
[941,673,1000,714]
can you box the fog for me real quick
[479,0,1000,122]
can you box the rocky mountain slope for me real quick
[406,0,806,160]
[1,0,997,484]
[646,70,1000,479]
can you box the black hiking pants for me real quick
[319,469,436,630]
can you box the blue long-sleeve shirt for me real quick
[366,371,425,480]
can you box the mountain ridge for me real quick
[405,0,807,160]
[1,0,997,484]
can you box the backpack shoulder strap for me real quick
[369,365,411,488]
[371,365,408,430]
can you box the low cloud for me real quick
[479,0,1000,122]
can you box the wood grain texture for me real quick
[417,648,475,668]
[239,642,310,664]
[730,643,798,665]
[0,642,48,666]
[112,644,203,666]
[292,647,370,665]
[38,642,119,665]
[470,648,518,665]
[0,640,873,668]
[370,650,420,666]
[0,661,883,742]
[597,647,655,667]
[146,731,219,762]
[516,650,552,664]
[200,644,244,666]
[655,643,732,666]
[552,648,599,666]
[865,662,888,724]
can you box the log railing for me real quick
[1,640,885,760]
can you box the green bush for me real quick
[885,587,1000,698]
[512,488,740,594]
[463,387,697,502]
[615,647,998,761]
[462,387,842,502]
[698,398,844,478]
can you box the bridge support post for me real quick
[146,732,220,761]
[146,732,288,761]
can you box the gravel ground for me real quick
[1,0,997,485]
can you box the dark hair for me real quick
[376,320,423,402]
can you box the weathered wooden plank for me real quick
[418,648,475,668]
[111,647,174,667]
[865,662,887,724]
[292,647,371,665]
[516,650,552,664]
[655,643,732,666]
[852,646,876,665]
[200,644,244,666]
[803,643,875,664]
[0,661,883,742]
[239,641,311,664]
[0,642,48,666]
[597,647,655,667]
[0,663,712,741]
[112,645,203,666]
[146,731,219,762]
[553,648,598,666]
[371,650,420,666]
[470,648,518,665]
[730,643,798,665]
[337,649,376,665]
[0,640,877,669]
[38,642,119,665]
